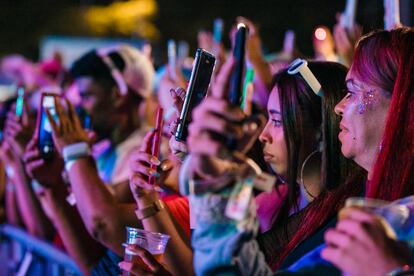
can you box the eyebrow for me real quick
[269,109,281,115]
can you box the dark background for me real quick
[0,0,411,66]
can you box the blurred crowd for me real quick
[0,3,413,276]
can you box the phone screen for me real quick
[38,95,58,158]
[15,87,24,117]
[175,49,216,141]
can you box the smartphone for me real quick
[15,87,25,118]
[213,18,224,44]
[229,23,247,106]
[149,107,164,185]
[175,48,216,142]
[36,93,59,159]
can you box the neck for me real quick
[356,146,381,181]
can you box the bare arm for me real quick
[38,181,107,274]
[1,142,54,239]
[67,157,141,255]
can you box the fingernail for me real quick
[154,186,163,192]
[150,157,161,165]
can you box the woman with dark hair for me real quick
[179,55,364,275]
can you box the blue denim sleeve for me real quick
[191,193,274,276]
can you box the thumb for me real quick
[86,130,98,145]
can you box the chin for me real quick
[340,145,353,159]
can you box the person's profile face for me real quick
[259,87,288,177]
[334,71,391,172]
[75,76,116,140]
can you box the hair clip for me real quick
[287,58,323,97]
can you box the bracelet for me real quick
[63,142,91,163]
[135,200,165,220]
[387,264,414,276]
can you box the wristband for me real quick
[63,142,91,163]
[135,200,165,220]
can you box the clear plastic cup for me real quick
[340,197,410,240]
[123,227,170,275]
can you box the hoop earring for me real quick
[300,149,319,200]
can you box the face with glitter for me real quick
[334,71,391,173]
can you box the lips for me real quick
[339,122,349,132]
[263,151,274,162]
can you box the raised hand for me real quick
[45,98,90,155]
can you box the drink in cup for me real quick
[123,227,170,275]
[339,197,409,240]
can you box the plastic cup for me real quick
[340,197,410,239]
[123,227,170,275]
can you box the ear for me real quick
[111,85,125,109]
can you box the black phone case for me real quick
[175,48,216,141]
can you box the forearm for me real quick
[42,186,107,275]
[137,195,194,275]
[67,157,120,241]
[13,166,54,239]
[5,185,23,226]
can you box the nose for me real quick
[259,121,272,144]
[334,97,346,116]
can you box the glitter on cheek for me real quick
[357,90,377,114]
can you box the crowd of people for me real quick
[0,6,413,276]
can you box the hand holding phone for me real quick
[175,49,216,142]
[36,93,60,159]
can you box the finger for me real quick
[321,245,352,271]
[159,159,173,172]
[25,136,38,152]
[191,111,243,138]
[130,173,154,190]
[23,148,42,163]
[118,261,149,275]
[211,57,235,99]
[45,108,60,136]
[236,16,257,35]
[170,88,186,115]
[193,98,244,122]
[324,228,355,248]
[26,159,45,175]
[55,98,72,133]
[140,129,156,153]
[22,97,30,125]
[130,162,160,178]
[341,208,379,224]
[187,131,228,157]
[6,111,19,123]
[86,130,98,144]
[336,218,381,244]
[126,245,160,272]
[130,151,160,165]
[65,98,83,130]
